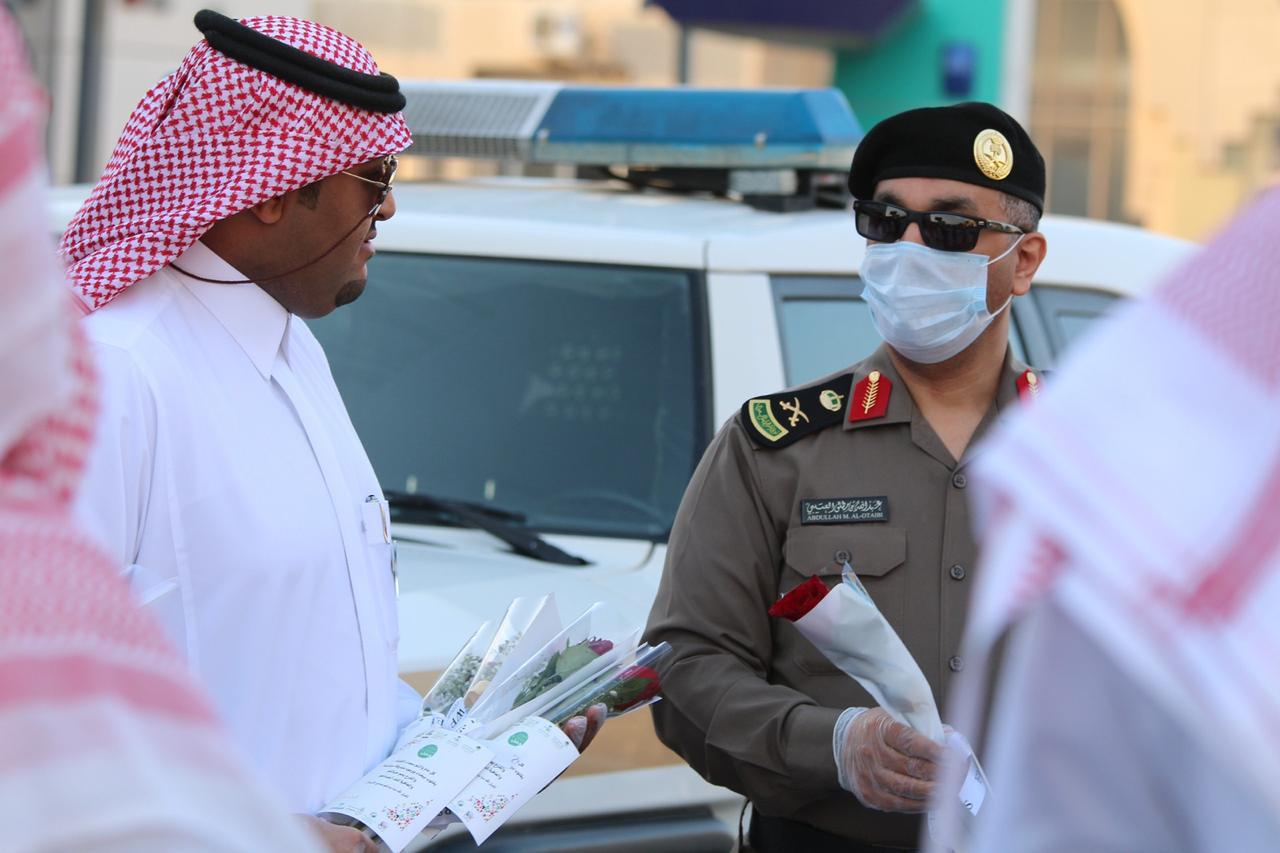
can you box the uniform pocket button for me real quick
[949,655,965,672]
[949,564,966,581]
[834,549,852,565]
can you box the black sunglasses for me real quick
[853,199,1023,252]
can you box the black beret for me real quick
[848,102,1045,213]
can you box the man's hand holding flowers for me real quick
[836,707,944,813]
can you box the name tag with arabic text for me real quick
[800,496,889,525]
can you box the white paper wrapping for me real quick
[783,568,988,850]
[791,569,943,741]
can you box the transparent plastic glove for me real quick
[559,703,607,752]
[837,707,943,813]
[832,707,868,791]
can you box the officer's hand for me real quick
[560,703,607,753]
[839,708,942,813]
[297,815,375,853]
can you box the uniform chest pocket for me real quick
[783,525,907,581]
[779,525,908,675]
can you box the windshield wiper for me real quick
[383,490,588,566]
[386,490,527,523]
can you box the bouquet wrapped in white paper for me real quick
[464,601,639,738]
[460,595,562,710]
[324,596,651,852]
[769,567,989,849]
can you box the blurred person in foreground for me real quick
[60,10,601,849]
[645,102,1048,852]
[935,190,1280,850]
[0,11,322,851]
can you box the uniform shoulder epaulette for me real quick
[739,373,853,448]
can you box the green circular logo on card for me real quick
[418,744,438,758]
[507,731,529,747]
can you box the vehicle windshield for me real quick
[308,252,707,541]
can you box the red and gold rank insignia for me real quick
[1016,369,1041,401]
[848,370,892,423]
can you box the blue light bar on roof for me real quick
[399,81,862,170]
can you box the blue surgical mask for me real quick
[860,237,1022,364]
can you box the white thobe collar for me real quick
[168,241,290,380]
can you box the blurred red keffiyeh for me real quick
[0,10,317,849]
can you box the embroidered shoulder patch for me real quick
[739,373,853,449]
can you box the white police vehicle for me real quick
[51,82,1195,851]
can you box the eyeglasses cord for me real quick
[170,207,378,285]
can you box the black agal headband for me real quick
[193,10,406,114]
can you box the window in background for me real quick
[772,277,881,387]
[1031,0,1132,223]
[1031,283,1120,354]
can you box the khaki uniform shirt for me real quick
[644,345,1032,849]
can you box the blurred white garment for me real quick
[0,516,326,853]
[934,189,1280,850]
[0,47,70,457]
[968,597,1280,852]
[0,168,71,454]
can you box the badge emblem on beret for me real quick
[973,129,1013,181]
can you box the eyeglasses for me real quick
[853,199,1023,252]
[340,154,398,217]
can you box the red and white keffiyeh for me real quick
[58,14,411,312]
[0,0,94,519]
[0,18,74,471]
[1,12,317,849]
[964,189,1280,813]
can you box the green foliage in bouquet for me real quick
[426,653,482,711]
[511,638,613,708]
[545,659,664,725]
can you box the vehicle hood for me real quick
[392,523,666,673]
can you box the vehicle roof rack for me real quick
[398,80,862,212]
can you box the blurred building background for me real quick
[8,0,1280,240]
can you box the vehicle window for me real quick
[1031,284,1121,356]
[308,253,706,540]
[772,276,1028,385]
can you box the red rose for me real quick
[612,665,661,712]
[768,575,830,621]
[587,638,614,656]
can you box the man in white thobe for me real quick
[79,240,409,814]
[62,12,599,850]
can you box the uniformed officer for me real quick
[644,102,1049,852]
